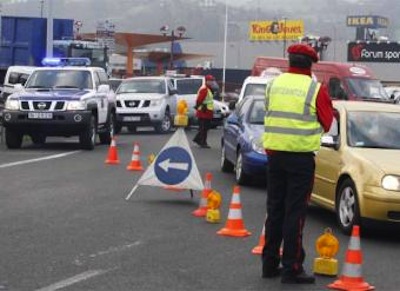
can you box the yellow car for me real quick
[312,100,400,234]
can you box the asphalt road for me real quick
[0,126,400,291]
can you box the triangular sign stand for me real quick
[125,128,204,200]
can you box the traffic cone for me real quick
[192,172,213,217]
[105,136,120,164]
[252,222,265,255]
[126,143,143,171]
[252,214,283,255]
[328,225,374,291]
[217,185,251,237]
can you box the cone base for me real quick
[252,245,263,255]
[105,160,120,164]
[192,208,207,217]
[127,165,143,171]
[328,279,375,291]
[217,227,251,237]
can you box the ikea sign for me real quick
[346,15,389,28]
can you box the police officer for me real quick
[261,44,333,284]
[193,74,215,148]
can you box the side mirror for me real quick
[391,93,395,100]
[169,88,178,95]
[321,135,339,150]
[98,84,110,93]
[226,114,240,126]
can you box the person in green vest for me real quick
[193,74,215,148]
[261,43,334,284]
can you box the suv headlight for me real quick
[150,99,162,107]
[66,100,86,111]
[5,99,19,110]
[382,175,400,191]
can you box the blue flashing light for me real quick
[41,57,91,67]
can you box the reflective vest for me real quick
[198,87,214,111]
[262,73,323,152]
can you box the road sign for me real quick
[154,146,192,185]
[126,128,204,200]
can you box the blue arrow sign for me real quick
[154,146,193,185]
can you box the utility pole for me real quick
[46,0,53,57]
[222,0,228,99]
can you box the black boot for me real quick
[281,271,315,284]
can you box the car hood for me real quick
[116,93,166,100]
[352,148,400,174]
[14,89,90,101]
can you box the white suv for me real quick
[115,76,178,133]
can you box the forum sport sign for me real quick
[348,42,400,63]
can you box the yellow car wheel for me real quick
[336,178,361,235]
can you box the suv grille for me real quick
[19,100,66,111]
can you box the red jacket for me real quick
[195,85,214,119]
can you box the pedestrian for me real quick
[193,74,215,148]
[261,43,333,284]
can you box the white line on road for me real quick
[35,269,113,291]
[0,151,81,169]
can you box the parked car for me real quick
[312,100,400,234]
[220,95,267,185]
[115,76,178,133]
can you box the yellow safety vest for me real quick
[262,73,323,152]
[197,87,214,111]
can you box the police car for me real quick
[2,58,116,149]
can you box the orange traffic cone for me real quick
[192,172,213,217]
[105,136,120,164]
[252,222,265,255]
[217,185,251,237]
[328,225,374,291]
[252,214,283,255]
[126,143,143,171]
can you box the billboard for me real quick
[249,20,304,41]
[346,15,389,28]
[348,42,400,63]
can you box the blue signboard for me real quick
[154,146,192,185]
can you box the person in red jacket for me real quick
[193,74,215,148]
[261,43,333,284]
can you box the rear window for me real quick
[244,83,267,97]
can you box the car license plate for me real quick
[28,112,53,119]
[213,113,222,118]
[123,116,140,121]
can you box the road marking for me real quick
[35,269,112,291]
[0,151,81,169]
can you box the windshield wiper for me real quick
[53,86,80,89]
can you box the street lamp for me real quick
[160,25,186,70]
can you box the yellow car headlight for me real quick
[382,175,400,191]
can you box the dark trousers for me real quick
[262,152,315,276]
[194,119,211,145]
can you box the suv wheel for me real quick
[80,115,97,150]
[5,128,23,149]
[155,110,172,133]
[115,122,122,134]
[99,112,115,145]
